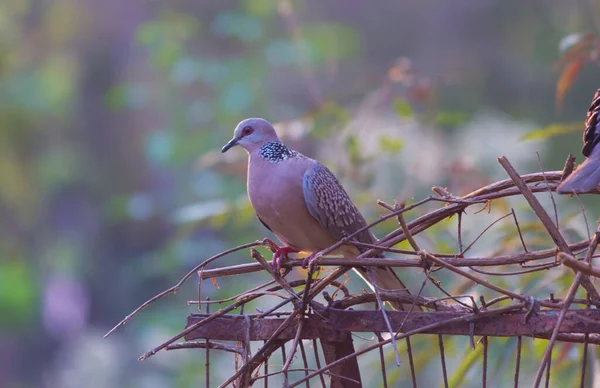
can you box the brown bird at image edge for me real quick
[557,89,600,194]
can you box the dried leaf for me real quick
[211,277,220,289]
[555,58,585,111]
[555,32,595,70]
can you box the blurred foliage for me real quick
[1,1,600,387]
[522,122,583,141]
[555,32,600,111]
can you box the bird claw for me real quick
[263,238,281,253]
[301,252,321,271]
[272,246,298,273]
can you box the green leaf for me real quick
[0,258,37,329]
[434,111,469,127]
[345,135,362,164]
[393,98,413,118]
[448,341,483,387]
[299,23,360,65]
[241,0,279,17]
[379,136,404,154]
[520,122,582,141]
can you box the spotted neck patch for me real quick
[259,142,297,163]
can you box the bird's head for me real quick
[221,118,280,153]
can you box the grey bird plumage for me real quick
[222,118,415,310]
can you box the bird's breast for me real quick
[247,159,305,219]
[246,157,335,251]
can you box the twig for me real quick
[458,212,464,253]
[460,212,513,255]
[138,293,261,361]
[511,208,529,253]
[104,239,264,338]
[194,240,589,273]
[424,274,474,311]
[250,249,302,302]
[256,280,350,319]
[377,183,563,259]
[330,291,467,312]
[345,240,418,255]
[468,263,557,276]
[314,196,437,259]
[166,341,244,354]
[396,202,419,252]
[533,226,600,387]
[421,252,560,308]
[188,279,278,305]
[535,152,559,228]
[369,267,402,366]
[282,319,305,382]
[138,268,311,361]
[574,194,592,242]
[281,259,317,385]
[560,252,600,277]
[497,156,599,300]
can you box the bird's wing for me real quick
[302,161,375,245]
[558,88,600,193]
[557,146,600,193]
[302,161,421,311]
[582,89,600,157]
[256,215,273,232]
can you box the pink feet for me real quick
[273,246,299,273]
[264,238,298,273]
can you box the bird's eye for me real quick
[242,125,254,136]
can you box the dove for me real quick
[222,118,415,309]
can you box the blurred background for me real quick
[2,1,600,387]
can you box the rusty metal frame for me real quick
[184,309,600,342]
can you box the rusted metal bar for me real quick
[374,332,388,388]
[482,336,488,388]
[298,341,310,388]
[544,346,552,388]
[581,334,589,388]
[514,336,522,388]
[438,335,449,388]
[406,337,417,388]
[320,333,362,388]
[312,339,327,388]
[184,309,600,342]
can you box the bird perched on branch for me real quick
[221,118,414,310]
[557,89,600,194]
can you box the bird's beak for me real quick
[221,137,239,153]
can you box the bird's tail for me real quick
[351,263,423,312]
[557,148,600,194]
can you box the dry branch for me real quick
[560,252,600,277]
[196,238,590,278]
[497,156,599,300]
